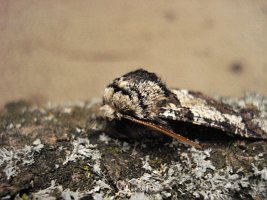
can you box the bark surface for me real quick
[0,94,266,199]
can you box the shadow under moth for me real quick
[92,69,267,148]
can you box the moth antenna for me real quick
[122,115,202,149]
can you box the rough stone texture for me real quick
[0,94,267,200]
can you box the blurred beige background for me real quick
[1,0,267,108]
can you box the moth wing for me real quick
[158,89,267,139]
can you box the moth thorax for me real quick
[102,75,170,120]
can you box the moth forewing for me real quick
[159,88,267,140]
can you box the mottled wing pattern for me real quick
[159,89,267,139]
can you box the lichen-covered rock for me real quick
[0,95,266,200]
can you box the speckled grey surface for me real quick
[0,94,266,199]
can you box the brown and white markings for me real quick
[94,69,267,148]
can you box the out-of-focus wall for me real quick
[1,0,267,107]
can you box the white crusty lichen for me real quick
[9,134,266,200]
[0,139,44,180]
[63,137,100,164]
[129,192,150,200]
[20,179,112,200]
[252,163,267,181]
[113,145,267,200]
[29,180,81,200]
[142,155,152,171]
[63,137,102,175]
[31,180,63,200]
[99,133,111,144]
[81,134,266,200]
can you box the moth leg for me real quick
[122,115,202,149]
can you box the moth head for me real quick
[100,69,171,121]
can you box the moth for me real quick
[92,69,267,148]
